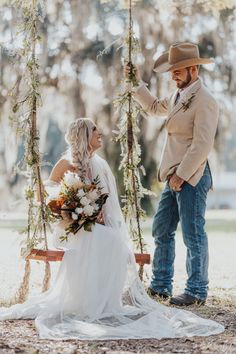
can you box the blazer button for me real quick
[168,132,172,136]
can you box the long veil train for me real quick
[0,154,224,339]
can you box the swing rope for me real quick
[15,0,51,303]
[110,0,151,279]
[126,0,145,277]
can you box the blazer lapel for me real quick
[166,78,202,126]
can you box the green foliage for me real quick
[10,0,51,252]
[115,10,153,255]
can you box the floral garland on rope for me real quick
[9,0,52,303]
[101,0,153,280]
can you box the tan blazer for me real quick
[134,78,219,186]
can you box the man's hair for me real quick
[186,65,200,72]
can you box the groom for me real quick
[124,42,219,306]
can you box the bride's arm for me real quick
[35,159,69,201]
[49,159,72,183]
[48,159,74,224]
[36,159,73,224]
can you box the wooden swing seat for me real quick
[26,248,151,265]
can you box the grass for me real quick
[142,219,236,235]
[206,219,236,233]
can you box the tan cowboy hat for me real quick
[153,42,214,73]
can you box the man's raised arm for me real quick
[123,63,169,117]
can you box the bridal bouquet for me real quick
[48,171,108,240]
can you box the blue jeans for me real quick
[150,164,212,300]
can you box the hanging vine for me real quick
[100,0,153,279]
[10,0,52,301]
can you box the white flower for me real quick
[83,204,94,216]
[80,196,90,206]
[75,207,83,215]
[71,212,78,220]
[77,189,85,198]
[87,189,99,201]
[63,171,82,189]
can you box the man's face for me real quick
[170,67,192,89]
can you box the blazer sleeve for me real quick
[133,84,169,117]
[176,98,219,181]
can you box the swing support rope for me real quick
[127,0,145,276]
[113,0,151,280]
[14,0,51,303]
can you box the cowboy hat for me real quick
[153,42,214,73]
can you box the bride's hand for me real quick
[60,207,73,229]
[96,211,105,225]
[61,205,73,223]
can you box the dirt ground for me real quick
[0,296,236,354]
[0,213,236,354]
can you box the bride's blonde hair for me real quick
[65,118,95,178]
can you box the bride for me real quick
[0,118,224,340]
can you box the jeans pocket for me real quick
[201,173,212,193]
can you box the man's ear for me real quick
[189,65,199,77]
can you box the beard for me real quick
[176,69,192,89]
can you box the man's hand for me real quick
[169,173,184,192]
[123,62,141,82]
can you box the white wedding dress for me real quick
[0,155,224,340]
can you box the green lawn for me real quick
[1,218,235,234]
[142,219,236,236]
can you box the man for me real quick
[124,42,219,306]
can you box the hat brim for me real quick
[153,57,214,73]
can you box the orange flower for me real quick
[48,197,66,214]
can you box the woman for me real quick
[0,118,224,340]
